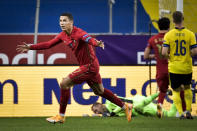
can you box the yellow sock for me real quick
[184,88,192,112]
[173,91,183,115]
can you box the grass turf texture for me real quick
[0,116,197,131]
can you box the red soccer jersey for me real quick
[30,26,99,66]
[147,33,168,74]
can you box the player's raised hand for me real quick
[96,40,104,50]
[16,42,31,53]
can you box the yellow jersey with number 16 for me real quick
[163,27,197,74]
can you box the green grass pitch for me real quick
[0,116,197,131]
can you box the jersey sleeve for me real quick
[78,29,98,46]
[30,34,62,50]
[147,38,153,49]
[190,32,197,49]
[105,100,121,115]
[163,33,170,48]
[112,106,122,114]
[105,100,113,113]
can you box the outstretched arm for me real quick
[16,42,31,53]
[95,39,105,50]
[16,36,61,53]
[80,31,104,50]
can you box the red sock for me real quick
[158,92,166,104]
[59,88,70,114]
[100,88,124,107]
[180,90,186,111]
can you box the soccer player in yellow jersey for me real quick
[162,11,197,119]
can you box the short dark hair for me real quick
[173,11,184,24]
[158,17,170,30]
[61,13,73,21]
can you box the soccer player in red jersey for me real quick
[144,17,185,118]
[17,13,132,123]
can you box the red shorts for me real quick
[156,72,169,93]
[68,64,102,85]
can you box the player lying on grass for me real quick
[91,93,179,117]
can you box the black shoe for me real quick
[179,114,185,120]
[186,112,193,119]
